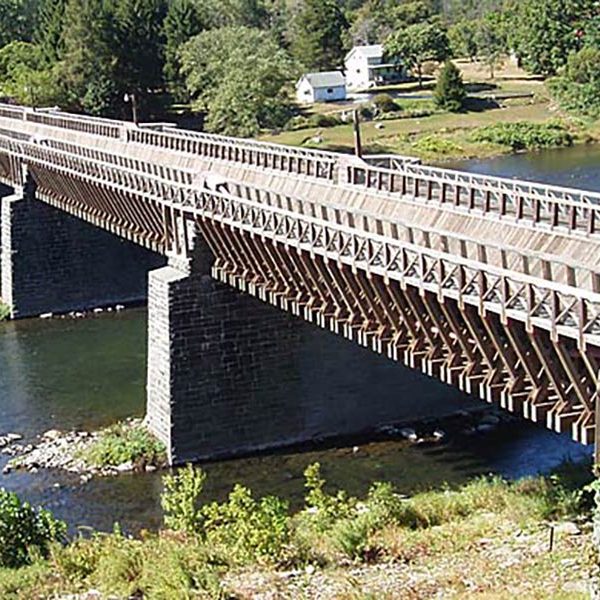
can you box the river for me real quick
[0,144,596,533]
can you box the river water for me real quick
[0,145,596,533]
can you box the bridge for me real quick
[0,104,598,463]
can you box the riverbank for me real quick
[0,459,596,599]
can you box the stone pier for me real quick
[0,183,164,318]
[146,235,474,464]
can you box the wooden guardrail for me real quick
[1,103,599,238]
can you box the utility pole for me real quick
[353,109,362,158]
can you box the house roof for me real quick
[345,44,384,61]
[298,71,346,89]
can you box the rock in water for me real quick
[399,427,418,442]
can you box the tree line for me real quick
[0,0,597,136]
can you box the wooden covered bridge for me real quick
[0,104,597,462]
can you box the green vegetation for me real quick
[434,61,466,112]
[471,120,573,151]
[372,93,399,114]
[0,489,65,568]
[548,47,600,119]
[79,421,166,469]
[180,26,296,136]
[0,460,595,598]
[385,21,451,88]
[0,0,597,139]
[0,302,10,321]
[290,0,348,72]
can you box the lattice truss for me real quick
[0,132,598,445]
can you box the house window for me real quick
[327,88,334,94]
[304,89,310,95]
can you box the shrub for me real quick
[81,421,166,469]
[372,93,399,113]
[308,113,342,128]
[302,462,357,532]
[0,489,66,568]
[413,135,463,155]
[471,120,573,150]
[283,115,311,131]
[202,485,290,564]
[434,61,466,112]
[162,466,290,564]
[161,464,206,534]
[0,302,10,321]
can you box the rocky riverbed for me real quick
[0,408,514,483]
[1,418,161,481]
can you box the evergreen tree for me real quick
[291,0,349,71]
[59,0,119,115]
[34,0,66,64]
[163,0,204,101]
[434,60,466,111]
[114,0,167,116]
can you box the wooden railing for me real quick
[1,103,600,238]
[11,135,599,293]
[347,161,600,237]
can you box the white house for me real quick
[296,71,347,104]
[344,44,405,91]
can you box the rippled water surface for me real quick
[1,145,598,532]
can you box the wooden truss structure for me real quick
[0,104,598,447]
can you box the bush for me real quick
[0,489,66,568]
[413,135,463,155]
[202,485,290,564]
[161,466,290,564]
[372,93,399,113]
[81,421,166,469]
[283,115,311,131]
[0,302,10,321]
[307,113,342,128]
[471,120,573,150]
[162,464,206,534]
[434,61,466,112]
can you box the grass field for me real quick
[260,59,592,162]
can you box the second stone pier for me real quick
[146,236,474,464]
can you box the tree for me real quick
[59,0,120,115]
[434,60,466,111]
[291,0,348,71]
[34,0,66,64]
[385,22,451,88]
[448,19,478,61]
[180,26,297,136]
[114,0,167,117]
[163,0,204,102]
[0,41,64,106]
[475,12,507,79]
[509,0,595,76]
[548,47,600,118]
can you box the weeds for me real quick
[471,120,573,150]
[0,459,594,598]
[79,421,166,469]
